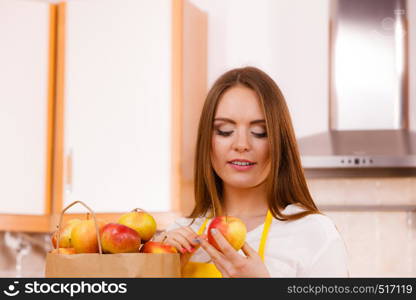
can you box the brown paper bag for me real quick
[45,201,180,278]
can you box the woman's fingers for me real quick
[209,229,241,263]
[241,242,258,258]
[178,227,200,248]
[197,236,231,272]
[196,237,222,260]
[212,259,230,278]
[172,233,194,253]
[183,226,199,238]
[158,226,200,254]
[163,236,184,253]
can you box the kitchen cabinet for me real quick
[0,0,207,232]
[0,0,54,231]
[55,0,207,226]
[61,0,175,214]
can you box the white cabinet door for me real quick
[0,0,50,215]
[63,0,173,213]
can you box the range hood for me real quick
[298,0,416,169]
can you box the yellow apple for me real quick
[71,219,106,253]
[118,210,157,242]
[207,216,247,251]
[140,241,178,254]
[51,218,82,248]
[50,247,76,255]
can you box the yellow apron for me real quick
[181,210,273,278]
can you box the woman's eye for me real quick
[216,129,233,137]
[252,131,267,138]
[215,129,267,138]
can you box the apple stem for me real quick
[132,208,148,214]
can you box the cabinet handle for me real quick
[65,149,73,193]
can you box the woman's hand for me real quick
[196,228,270,278]
[153,227,200,268]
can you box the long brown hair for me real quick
[189,66,320,221]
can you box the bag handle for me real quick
[55,200,103,255]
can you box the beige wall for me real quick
[309,177,416,277]
[1,177,415,277]
[0,232,51,277]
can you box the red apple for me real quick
[100,223,141,254]
[50,247,76,255]
[207,216,247,251]
[140,241,178,254]
[71,219,106,253]
[118,210,157,242]
[51,218,82,248]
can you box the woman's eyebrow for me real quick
[214,118,265,125]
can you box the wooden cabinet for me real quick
[0,0,207,232]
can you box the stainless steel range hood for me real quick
[298,0,416,169]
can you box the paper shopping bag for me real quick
[45,201,180,278]
[45,252,180,278]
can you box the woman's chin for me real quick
[224,178,263,189]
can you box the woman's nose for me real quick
[233,132,250,152]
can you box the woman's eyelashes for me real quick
[252,131,268,138]
[215,129,267,138]
[216,129,233,137]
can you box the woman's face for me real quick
[211,85,271,189]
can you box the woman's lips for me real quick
[227,161,257,171]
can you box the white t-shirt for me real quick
[166,203,350,277]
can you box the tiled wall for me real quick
[0,232,51,277]
[308,177,416,277]
[1,177,415,277]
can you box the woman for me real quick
[154,66,349,277]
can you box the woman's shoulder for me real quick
[266,204,348,276]
[270,203,341,241]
